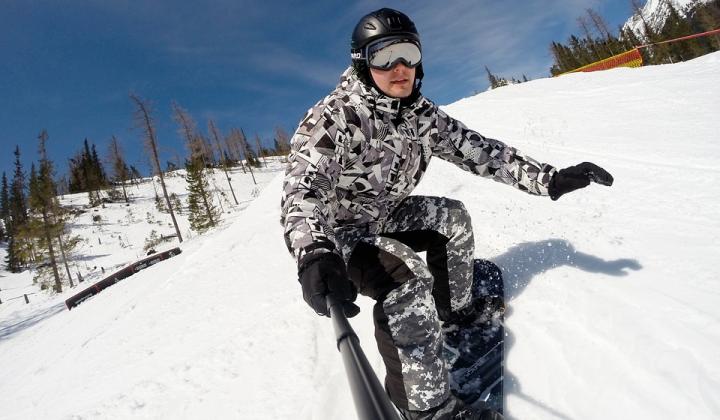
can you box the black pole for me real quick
[327,295,401,420]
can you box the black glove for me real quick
[298,252,360,318]
[548,162,614,201]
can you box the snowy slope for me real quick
[0,160,283,307]
[2,53,720,419]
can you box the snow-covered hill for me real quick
[1,53,719,419]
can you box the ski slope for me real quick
[1,52,719,419]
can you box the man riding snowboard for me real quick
[281,8,613,420]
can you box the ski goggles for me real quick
[363,37,422,70]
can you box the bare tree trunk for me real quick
[172,102,208,167]
[109,135,130,204]
[56,234,74,287]
[226,132,246,173]
[255,135,267,168]
[130,94,183,243]
[200,181,215,226]
[209,120,239,205]
[239,129,257,185]
[587,8,615,55]
[120,181,128,203]
[50,201,74,288]
[215,189,225,213]
[577,16,602,60]
[41,210,62,292]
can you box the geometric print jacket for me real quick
[281,67,557,264]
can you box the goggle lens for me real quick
[366,39,422,70]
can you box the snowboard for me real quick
[442,259,505,414]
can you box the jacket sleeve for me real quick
[280,101,346,265]
[431,105,557,196]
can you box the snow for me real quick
[2,52,720,419]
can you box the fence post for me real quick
[24,294,30,304]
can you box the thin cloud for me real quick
[398,0,603,97]
[246,42,346,88]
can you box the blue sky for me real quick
[0,0,635,181]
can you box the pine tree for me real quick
[5,235,19,271]
[10,146,28,228]
[84,139,99,203]
[185,155,219,233]
[170,193,183,214]
[239,129,260,168]
[173,102,222,227]
[155,192,168,213]
[68,139,108,205]
[28,130,64,292]
[0,172,9,242]
[6,146,28,272]
[91,144,108,191]
[1,172,8,219]
[695,1,720,50]
[484,66,499,88]
[68,151,84,193]
[129,165,143,186]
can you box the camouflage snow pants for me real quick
[335,195,475,412]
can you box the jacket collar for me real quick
[337,67,409,119]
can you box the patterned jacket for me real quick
[281,67,557,264]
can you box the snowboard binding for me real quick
[442,259,505,414]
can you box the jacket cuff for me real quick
[297,241,338,268]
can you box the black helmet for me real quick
[351,8,419,51]
[350,8,424,90]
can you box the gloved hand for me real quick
[298,252,360,318]
[548,162,614,201]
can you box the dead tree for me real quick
[130,93,183,243]
[208,120,239,205]
[225,131,246,174]
[587,8,616,55]
[172,102,206,167]
[255,134,268,167]
[238,129,257,184]
[108,135,130,203]
[577,15,603,61]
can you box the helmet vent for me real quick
[386,16,402,29]
[364,22,377,30]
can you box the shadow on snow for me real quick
[0,302,66,341]
[491,238,641,420]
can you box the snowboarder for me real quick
[281,8,613,420]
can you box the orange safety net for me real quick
[556,27,720,77]
[558,48,643,76]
